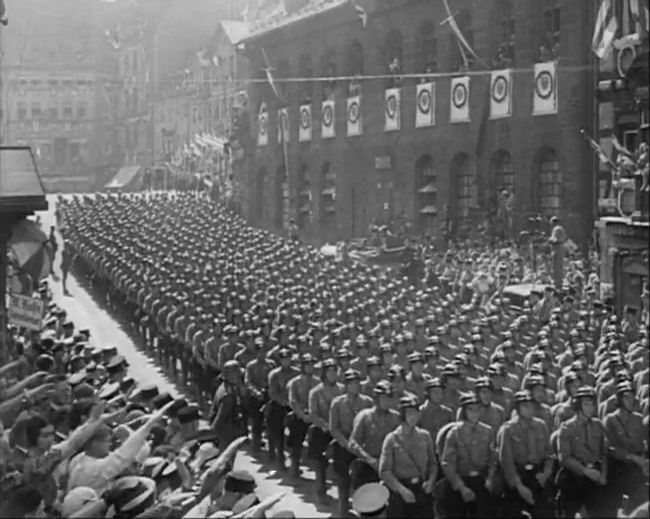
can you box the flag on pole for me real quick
[0,0,8,25]
[441,0,486,68]
[593,0,619,59]
[351,0,367,28]
[261,48,284,103]
[611,134,635,159]
[581,129,614,166]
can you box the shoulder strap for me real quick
[393,431,426,480]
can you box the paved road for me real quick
[38,194,335,518]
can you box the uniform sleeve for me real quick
[349,412,367,453]
[558,424,584,476]
[378,434,395,478]
[424,430,437,480]
[497,424,520,488]
[308,388,319,418]
[441,426,463,490]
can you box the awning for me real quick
[105,165,142,190]
[0,146,48,212]
[418,183,437,194]
[419,205,437,214]
[321,187,336,196]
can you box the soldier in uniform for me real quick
[497,389,554,518]
[474,377,505,440]
[244,337,274,453]
[209,360,246,450]
[379,394,436,518]
[556,386,610,518]
[307,358,342,504]
[360,356,383,398]
[266,348,299,471]
[603,380,649,515]
[286,353,319,478]
[440,393,497,518]
[329,369,374,516]
[405,352,430,402]
[418,378,454,449]
[349,381,401,490]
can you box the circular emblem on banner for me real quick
[322,105,333,127]
[491,75,508,103]
[534,71,554,99]
[348,101,360,123]
[417,88,431,114]
[617,44,637,78]
[385,94,398,118]
[300,107,311,129]
[258,113,268,135]
[452,83,468,109]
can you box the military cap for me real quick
[168,398,189,418]
[337,348,353,359]
[475,376,493,390]
[514,390,534,404]
[99,381,121,400]
[379,343,393,353]
[387,365,406,380]
[398,394,420,410]
[343,369,361,382]
[44,317,58,327]
[277,348,292,359]
[300,353,315,364]
[373,380,392,396]
[525,374,546,389]
[102,345,118,356]
[616,381,635,396]
[441,363,460,377]
[72,382,95,400]
[459,392,480,407]
[615,370,633,382]
[137,384,159,401]
[224,359,242,371]
[35,354,55,372]
[110,476,156,516]
[564,372,579,384]
[67,370,88,386]
[106,355,127,374]
[366,356,381,368]
[407,352,424,364]
[224,470,256,494]
[426,377,444,390]
[152,392,174,410]
[140,456,168,480]
[322,358,338,370]
[575,386,597,400]
[177,405,201,424]
[427,335,440,346]
[351,483,390,517]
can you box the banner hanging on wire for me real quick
[415,82,436,128]
[489,69,512,119]
[322,100,336,139]
[384,88,401,132]
[450,76,470,123]
[347,95,362,136]
[533,61,558,115]
[299,104,312,142]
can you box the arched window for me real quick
[319,161,336,232]
[298,53,313,104]
[418,21,437,74]
[320,47,337,100]
[537,147,562,215]
[298,162,312,229]
[489,149,514,208]
[345,39,364,96]
[415,154,437,232]
[449,10,473,71]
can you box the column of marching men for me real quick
[52,191,649,519]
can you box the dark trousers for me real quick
[245,391,268,449]
[266,401,289,457]
[606,458,649,515]
[285,412,309,461]
[502,465,553,518]
[556,466,615,518]
[307,426,332,468]
[387,478,433,518]
[442,474,493,519]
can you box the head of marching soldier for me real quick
[300,353,315,375]
[563,371,580,399]
[572,386,597,419]
[513,390,535,420]
[379,343,394,367]
[524,374,547,405]
[474,376,494,407]
[441,363,461,391]
[343,369,362,396]
[366,356,382,384]
[458,392,481,423]
[425,377,445,405]
[398,394,420,427]
[373,381,393,412]
[321,358,339,385]
[616,381,637,412]
[387,365,406,394]
[407,352,425,377]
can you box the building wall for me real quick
[242,0,595,245]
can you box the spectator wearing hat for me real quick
[213,470,258,513]
[243,339,274,454]
[497,390,554,518]
[329,369,374,516]
[556,386,610,518]
[603,381,649,514]
[209,360,246,452]
[286,353,319,479]
[307,358,342,504]
[379,395,436,517]
[170,405,201,448]
[266,349,299,471]
[440,392,496,518]
[0,485,45,518]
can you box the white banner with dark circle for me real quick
[384,87,401,132]
[321,100,335,139]
[490,68,512,119]
[257,110,268,146]
[347,95,362,136]
[298,105,312,142]
[532,61,557,116]
[415,82,435,128]
[277,108,289,144]
[450,76,470,123]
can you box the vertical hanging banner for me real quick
[257,105,268,146]
[277,108,289,143]
[384,88,401,132]
[347,95,362,136]
[415,82,436,128]
[450,76,470,123]
[489,69,513,119]
[322,100,335,139]
[298,104,312,142]
[533,61,558,116]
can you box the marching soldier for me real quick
[244,338,274,454]
[405,352,431,402]
[497,389,554,518]
[418,377,454,448]
[360,356,383,398]
[329,369,374,516]
[379,395,436,518]
[209,360,246,450]
[473,377,506,440]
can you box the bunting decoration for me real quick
[489,69,512,119]
[347,96,362,136]
[277,108,289,143]
[299,104,312,142]
[257,103,268,146]
[450,76,470,123]
[322,100,335,139]
[384,88,401,132]
[415,82,436,128]
[532,62,557,116]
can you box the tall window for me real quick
[419,21,437,73]
[540,0,560,60]
[345,40,364,96]
[537,147,562,215]
[31,102,42,119]
[490,150,515,201]
[449,153,476,231]
[321,47,337,100]
[493,0,515,68]
[320,161,336,232]
[298,53,313,104]
[17,102,27,120]
[77,103,87,119]
[416,154,437,232]
[298,163,312,229]
[383,29,403,87]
